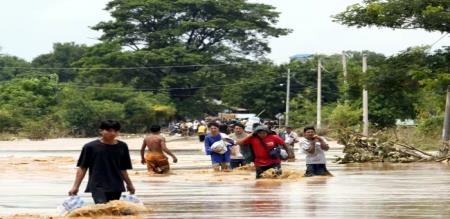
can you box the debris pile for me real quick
[335,130,435,164]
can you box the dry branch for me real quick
[335,130,439,164]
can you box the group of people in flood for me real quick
[68,120,330,204]
[203,122,331,179]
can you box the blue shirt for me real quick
[204,133,233,163]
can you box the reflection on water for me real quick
[249,181,283,217]
[304,177,328,218]
[2,149,450,218]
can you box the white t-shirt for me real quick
[228,133,246,159]
[193,121,199,130]
[300,137,327,164]
[282,131,299,145]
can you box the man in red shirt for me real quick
[237,126,288,179]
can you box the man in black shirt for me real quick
[68,120,135,204]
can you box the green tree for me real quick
[327,103,361,130]
[0,75,58,119]
[61,97,125,136]
[59,84,175,135]
[0,75,59,132]
[0,109,18,133]
[93,0,291,56]
[124,92,176,132]
[79,0,290,117]
[0,54,31,81]
[334,0,450,33]
[221,63,285,118]
[363,48,424,127]
[32,42,88,82]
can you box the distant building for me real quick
[290,53,314,62]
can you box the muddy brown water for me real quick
[1,145,450,218]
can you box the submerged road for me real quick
[1,137,450,218]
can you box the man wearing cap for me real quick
[279,126,299,161]
[237,126,288,179]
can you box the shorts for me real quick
[145,152,170,173]
[210,150,231,164]
[304,164,330,177]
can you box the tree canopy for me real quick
[333,0,450,33]
[93,0,291,57]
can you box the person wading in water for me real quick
[237,125,288,179]
[69,120,135,204]
[141,125,178,174]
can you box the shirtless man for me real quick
[140,125,178,174]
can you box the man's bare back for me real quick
[144,133,165,153]
[140,126,177,174]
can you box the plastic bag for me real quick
[57,195,84,215]
[280,148,289,160]
[120,194,144,205]
[211,140,228,154]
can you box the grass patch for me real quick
[0,133,17,141]
[390,126,441,151]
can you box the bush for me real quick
[327,103,361,130]
[20,114,69,140]
[62,98,125,136]
[0,109,20,133]
[21,120,51,140]
[417,115,443,135]
[289,98,317,127]
[123,94,176,132]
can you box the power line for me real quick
[429,33,448,49]
[0,63,236,70]
[56,82,340,98]
[57,74,284,91]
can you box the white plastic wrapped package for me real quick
[280,149,289,160]
[121,194,144,205]
[57,195,84,215]
[211,140,227,154]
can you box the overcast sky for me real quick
[0,0,448,64]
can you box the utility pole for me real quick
[317,59,322,129]
[440,85,450,157]
[362,54,369,136]
[342,51,348,84]
[285,68,290,127]
[342,51,348,100]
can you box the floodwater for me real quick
[1,138,450,218]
